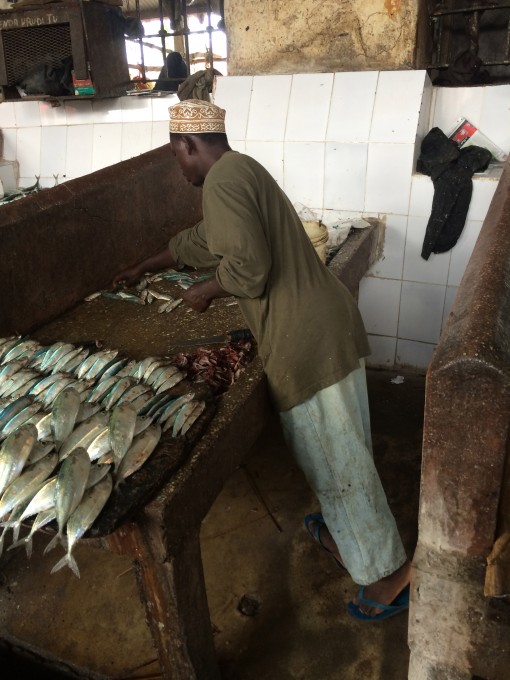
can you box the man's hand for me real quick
[180,276,232,313]
[112,264,144,288]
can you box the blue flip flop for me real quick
[347,583,410,621]
[304,512,345,571]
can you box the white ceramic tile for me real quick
[66,124,93,179]
[245,141,284,186]
[39,101,67,126]
[431,87,484,136]
[285,73,334,141]
[151,93,179,122]
[403,215,451,285]
[1,128,17,161]
[370,71,427,144]
[214,76,253,140]
[18,176,42,189]
[16,127,41,178]
[323,142,367,212]
[358,276,402,337]
[246,75,292,141]
[14,101,41,128]
[416,74,434,143]
[398,281,446,344]
[151,121,170,149]
[92,98,123,124]
[364,143,414,215]
[229,140,246,153]
[442,285,458,330]
[121,122,153,161]
[479,85,510,157]
[466,177,499,221]
[447,219,483,287]
[64,100,94,125]
[283,142,324,209]
[40,126,67,178]
[121,96,153,123]
[92,123,122,171]
[37,176,60,189]
[367,214,407,280]
[396,339,435,372]
[326,71,378,143]
[365,334,397,369]
[409,173,433,217]
[0,102,16,128]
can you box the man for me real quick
[113,99,411,620]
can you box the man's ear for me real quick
[182,135,197,155]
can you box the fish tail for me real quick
[50,552,80,578]
[11,522,21,544]
[7,535,26,552]
[43,533,61,555]
[25,538,33,559]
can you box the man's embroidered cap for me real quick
[169,99,226,133]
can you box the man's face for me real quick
[170,136,205,187]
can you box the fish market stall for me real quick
[0,145,380,679]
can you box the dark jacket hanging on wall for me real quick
[418,127,492,260]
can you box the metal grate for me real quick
[2,23,72,85]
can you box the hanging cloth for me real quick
[417,127,492,260]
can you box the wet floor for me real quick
[0,368,425,680]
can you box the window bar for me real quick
[206,0,213,69]
[135,0,146,82]
[181,0,191,76]
[158,0,168,82]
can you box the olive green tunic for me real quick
[169,151,370,411]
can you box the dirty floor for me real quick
[0,368,425,680]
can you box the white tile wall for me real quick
[370,71,427,144]
[245,141,284,185]
[326,71,378,143]
[398,281,445,344]
[324,142,367,212]
[283,142,324,209]
[286,73,334,142]
[364,143,415,214]
[246,75,292,141]
[0,74,506,374]
[214,76,253,141]
[358,277,402,337]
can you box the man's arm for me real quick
[112,248,177,287]
[180,276,231,313]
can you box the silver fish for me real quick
[0,359,28,384]
[155,370,185,394]
[18,476,57,522]
[115,424,161,486]
[147,288,176,302]
[59,413,109,462]
[179,400,206,436]
[86,427,110,462]
[41,343,76,372]
[151,365,182,392]
[108,402,137,468]
[1,402,42,439]
[26,441,55,465]
[76,350,118,381]
[51,387,81,447]
[50,474,113,577]
[0,452,58,520]
[26,412,52,441]
[0,396,32,432]
[44,447,91,554]
[37,341,67,371]
[60,348,90,375]
[29,372,68,399]
[10,507,57,558]
[0,499,29,557]
[75,401,102,424]
[129,357,159,381]
[0,369,40,398]
[117,383,153,406]
[86,375,121,405]
[51,346,84,374]
[1,339,40,365]
[0,423,39,495]
[172,401,199,437]
[42,377,77,410]
[102,377,136,411]
[157,393,196,429]
[114,360,136,378]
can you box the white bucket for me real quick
[302,219,329,263]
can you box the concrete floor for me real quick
[0,368,425,680]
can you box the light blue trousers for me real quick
[279,361,407,585]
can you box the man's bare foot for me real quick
[354,560,411,617]
[305,515,346,569]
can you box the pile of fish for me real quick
[0,335,207,576]
[85,269,214,311]
[0,177,42,206]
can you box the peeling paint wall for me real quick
[224,0,419,75]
